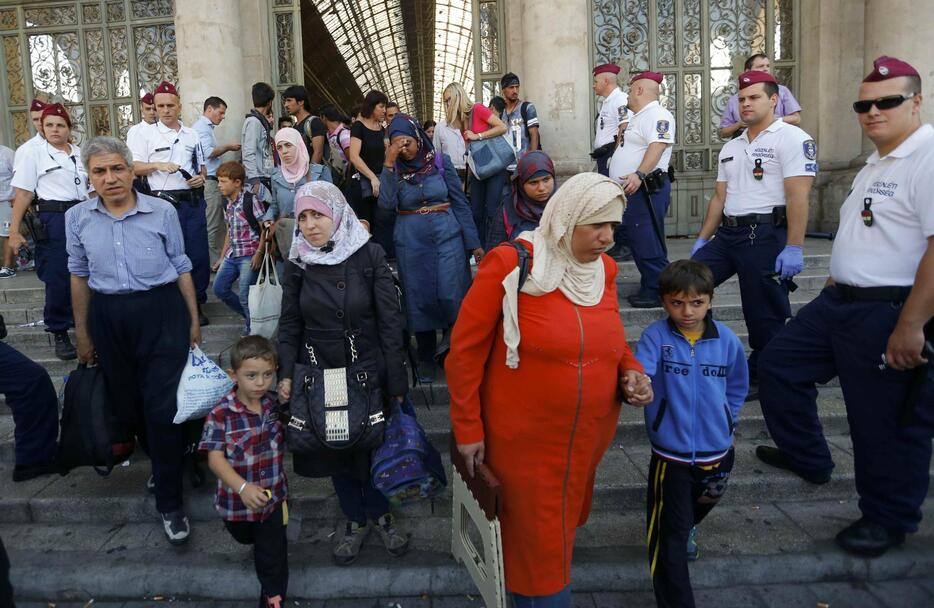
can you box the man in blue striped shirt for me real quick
[65,136,201,546]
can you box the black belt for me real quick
[34,199,82,213]
[152,189,201,205]
[722,206,786,227]
[835,283,912,303]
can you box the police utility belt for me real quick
[721,206,786,227]
[33,198,82,213]
[151,188,202,207]
[834,283,912,303]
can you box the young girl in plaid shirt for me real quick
[199,335,288,607]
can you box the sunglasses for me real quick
[852,93,915,114]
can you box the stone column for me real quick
[509,0,593,173]
[173,1,249,151]
[864,0,934,126]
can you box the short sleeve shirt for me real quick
[128,120,204,191]
[295,115,330,162]
[199,389,288,523]
[716,119,816,216]
[719,84,803,128]
[11,141,89,201]
[594,87,630,148]
[608,100,675,179]
[830,123,934,287]
[469,103,493,137]
[350,121,386,175]
[501,101,539,155]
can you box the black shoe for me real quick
[53,331,77,360]
[198,306,210,327]
[755,446,831,485]
[12,461,58,482]
[628,294,662,308]
[835,518,905,557]
[745,379,759,402]
[160,509,191,545]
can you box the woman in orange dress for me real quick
[446,173,654,605]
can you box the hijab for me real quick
[288,181,370,268]
[275,127,309,184]
[501,172,627,368]
[387,113,437,181]
[509,150,556,230]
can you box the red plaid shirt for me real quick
[199,389,288,522]
[224,190,266,259]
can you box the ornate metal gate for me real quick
[592,0,799,235]
[0,0,178,148]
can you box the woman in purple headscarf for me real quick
[500,150,557,241]
[378,114,482,382]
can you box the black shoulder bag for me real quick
[286,263,386,454]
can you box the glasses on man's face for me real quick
[852,93,915,114]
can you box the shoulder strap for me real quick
[520,101,529,124]
[508,240,531,292]
[242,191,261,236]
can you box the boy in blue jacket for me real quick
[634,259,748,608]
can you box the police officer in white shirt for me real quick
[129,80,210,325]
[591,63,628,176]
[692,70,815,393]
[609,70,675,307]
[7,103,90,360]
[756,56,934,557]
[125,92,157,153]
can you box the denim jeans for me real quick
[213,254,257,325]
[511,585,571,607]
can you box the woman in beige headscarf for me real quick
[446,173,653,606]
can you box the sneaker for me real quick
[0,266,15,279]
[373,513,410,557]
[53,331,77,361]
[332,520,369,566]
[160,509,190,545]
[686,526,699,561]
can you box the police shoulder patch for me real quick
[803,139,817,160]
[656,120,670,134]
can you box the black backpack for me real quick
[57,364,135,476]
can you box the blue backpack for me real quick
[371,396,447,505]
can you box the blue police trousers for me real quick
[36,211,73,332]
[624,182,671,299]
[0,341,58,466]
[176,197,210,304]
[758,286,932,532]
[692,223,790,380]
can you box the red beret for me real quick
[863,55,920,83]
[630,71,663,85]
[29,98,46,112]
[154,80,178,96]
[40,103,71,128]
[140,92,155,105]
[738,70,777,90]
[592,63,620,76]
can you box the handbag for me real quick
[466,109,516,181]
[58,364,136,476]
[248,247,283,338]
[371,396,447,505]
[286,265,386,454]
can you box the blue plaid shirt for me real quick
[199,389,287,522]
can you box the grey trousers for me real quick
[204,178,225,266]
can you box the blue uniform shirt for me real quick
[65,192,193,294]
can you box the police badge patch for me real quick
[803,139,817,160]
[656,120,670,140]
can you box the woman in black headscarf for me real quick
[488,150,557,244]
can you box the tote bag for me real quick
[248,247,283,338]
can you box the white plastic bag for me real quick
[174,345,234,424]
[249,248,283,339]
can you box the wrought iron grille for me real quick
[0,0,178,147]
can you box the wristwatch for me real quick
[634,170,646,182]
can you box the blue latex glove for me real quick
[774,245,804,279]
[691,237,709,257]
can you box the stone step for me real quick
[6,495,933,602]
[0,384,850,462]
[2,432,914,526]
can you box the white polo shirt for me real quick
[10,140,89,201]
[125,120,151,155]
[594,86,630,148]
[717,119,816,216]
[129,120,204,191]
[608,100,675,179]
[830,123,934,287]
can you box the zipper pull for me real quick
[691,347,695,358]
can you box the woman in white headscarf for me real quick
[446,173,654,606]
[275,181,411,567]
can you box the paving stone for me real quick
[592,590,657,607]
[694,586,768,607]
[808,581,887,608]
[752,583,821,607]
[870,580,934,608]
